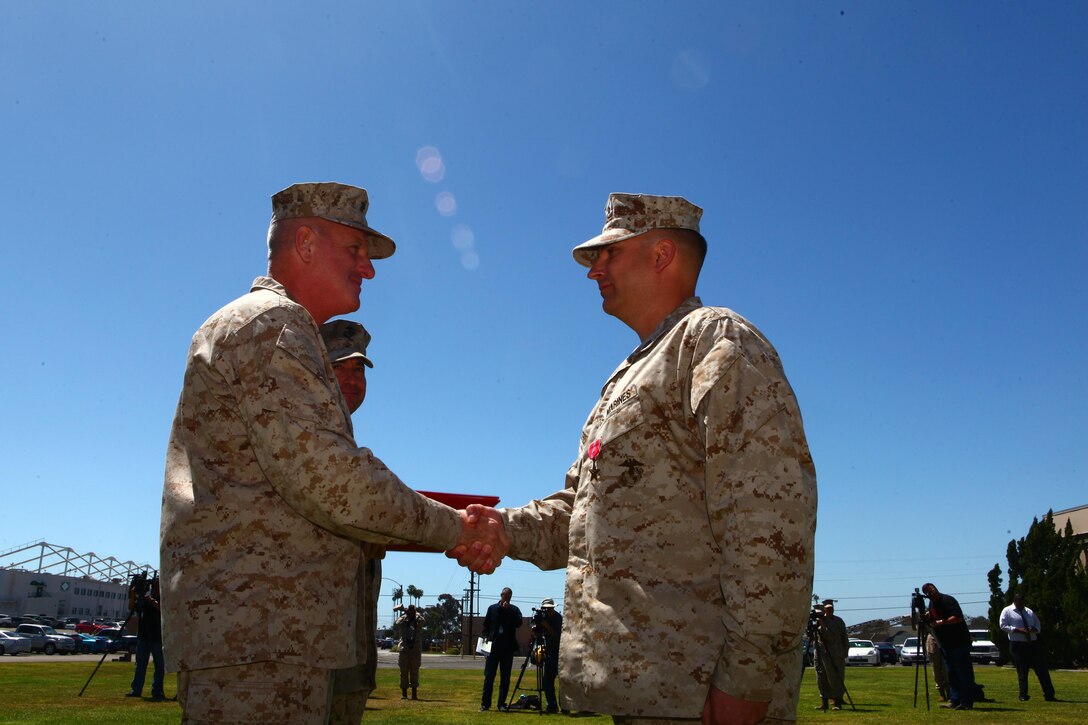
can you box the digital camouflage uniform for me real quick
[925,632,949,700]
[160,276,461,712]
[502,298,817,720]
[396,611,424,695]
[320,320,383,724]
[814,612,848,706]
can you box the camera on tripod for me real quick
[128,570,158,615]
[910,588,928,629]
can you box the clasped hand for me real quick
[446,504,510,574]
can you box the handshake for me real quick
[445,504,511,575]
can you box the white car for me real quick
[969,630,1005,665]
[0,631,32,656]
[899,636,926,665]
[847,639,881,666]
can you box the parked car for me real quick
[0,613,14,627]
[74,621,101,634]
[94,627,138,654]
[66,632,110,654]
[899,636,926,665]
[847,639,881,666]
[0,631,32,656]
[969,630,1005,665]
[378,637,395,650]
[13,623,76,655]
[874,641,899,664]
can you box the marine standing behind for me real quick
[319,319,385,723]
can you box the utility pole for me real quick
[463,570,478,658]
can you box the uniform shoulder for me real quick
[683,305,769,343]
[196,282,310,346]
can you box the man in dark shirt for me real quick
[923,582,976,710]
[125,576,164,700]
[535,598,563,713]
[480,587,523,711]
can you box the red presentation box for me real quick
[385,490,501,553]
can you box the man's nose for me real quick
[357,252,375,279]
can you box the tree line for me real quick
[987,510,1088,668]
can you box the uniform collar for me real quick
[251,275,288,296]
[625,296,703,363]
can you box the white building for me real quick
[0,540,154,621]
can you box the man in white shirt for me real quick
[998,594,1056,702]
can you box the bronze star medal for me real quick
[587,439,602,480]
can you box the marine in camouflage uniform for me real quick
[813,601,848,710]
[925,632,949,701]
[395,605,424,700]
[320,319,385,724]
[161,183,476,724]
[494,194,817,723]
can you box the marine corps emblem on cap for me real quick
[572,192,702,267]
[271,182,396,260]
[319,319,374,368]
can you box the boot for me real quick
[411,688,418,700]
[831,699,842,711]
[401,688,408,699]
[815,697,828,710]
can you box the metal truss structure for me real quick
[0,539,155,582]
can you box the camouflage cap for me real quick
[319,319,374,368]
[271,182,396,260]
[572,192,703,267]
[540,598,556,608]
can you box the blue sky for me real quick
[2,2,1085,628]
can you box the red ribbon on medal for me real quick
[587,439,602,480]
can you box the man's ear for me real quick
[294,224,316,263]
[652,236,677,272]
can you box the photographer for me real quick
[124,575,165,701]
[534,598,563,714]
[922,583,975,711]
[396,605,423,700]
[813,599,848,711]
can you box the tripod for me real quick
[510,636,547,715]
[910,590,932,711]
[78,607,136,697]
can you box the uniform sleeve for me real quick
[230,308,461,550]
[500,464,577,570]
[691,322,817,703]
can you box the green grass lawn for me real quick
[0,660,1084,723]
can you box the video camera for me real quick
[128,570,158,615]
[910,588,927,630]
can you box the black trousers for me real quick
[542,654,559,709]
[1009,640,1055,700]
[481,648,515,708]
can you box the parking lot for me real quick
[0,649,490,669]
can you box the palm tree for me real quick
[392,586,404,612]
[407,584,423,607]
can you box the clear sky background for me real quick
[2,2,1085,628]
